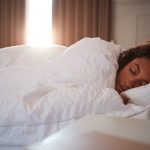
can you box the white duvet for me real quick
[0,38,149,146]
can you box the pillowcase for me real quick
[121,83,150,106]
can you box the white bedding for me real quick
[0,38,150,146]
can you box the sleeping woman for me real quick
[1,38,150,145]
[115,42,150,104]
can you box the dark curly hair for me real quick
[117,43,150,72]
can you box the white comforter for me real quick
[0,38,149,145]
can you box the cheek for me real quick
[117,68,128,82]
[144,70,150,82]
[117,72,123,83]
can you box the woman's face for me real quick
[115,57,150,93]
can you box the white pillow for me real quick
[121,83,150,106]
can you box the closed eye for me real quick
[129,64,140,75]
[129,68,137,75]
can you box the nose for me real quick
[124,80,133,90]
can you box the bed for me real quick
[0,38,150,148]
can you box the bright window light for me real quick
[26,0,53,46]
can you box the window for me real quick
[26,0,53,46]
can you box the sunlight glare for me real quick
[26,0,53,46]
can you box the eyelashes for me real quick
[129,64,139,76]
[129,67,137,75]
[129,64,149,87]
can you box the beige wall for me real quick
[111,0,150,49]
